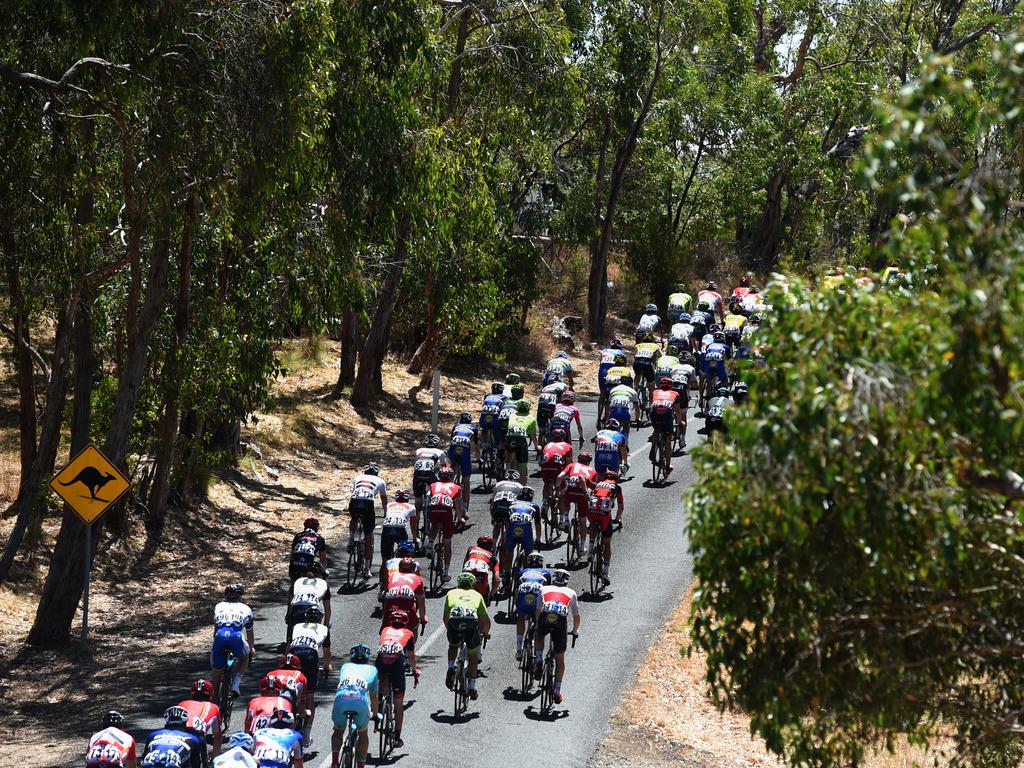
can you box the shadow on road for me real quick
[429,709,481,725]
[579,591,614,604]
[501,685,538,702]
[523,705,570,721]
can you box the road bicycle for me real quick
[504,541,526,616]
[649,431,671,486]
[451,632,488,716]
[376,668,417,758]
[427,522,446,593]
[588,520,621,595]
[519,613,537,694]
[337,710,364,768]
[539,631,577,715]
[635,383,651,427]
[216,652,237,731]
[346,518,366,588]
[479,439,497,491]
[672,411,687,454]
[541,491,560,545]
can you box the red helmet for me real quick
[280,654,302,670]
[438,465,455,481]
[739,276,750,287]
[190,679,214,700]
[550,428,567,442]
[260,675,285,695]
[477,535,495,551]
[561,390,575,404]
[578,451,592,464]
[398,556,417,574]
[658,376,673,388]
[388,609,410,628]
[303,517,319,531]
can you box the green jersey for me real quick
[506,413,538,441]
[655,355,680,378]
[444,587,488,621]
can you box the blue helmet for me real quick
[395,540,415,556]
[645,304,657,314]
[349,643,372,663]
[227,732,255,753]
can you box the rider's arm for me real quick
[478,597,492,637]
[442,597,451,628]
[615,488,625,522]
[573,409,584,442]
[417,588,427,622]
[370,691,379,720]
[324,592,332,626]
[322,633,333,673]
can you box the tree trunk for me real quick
[406,268,436,376]
[736,168,787,270]
[147,192,196,535]
[3,254,37,515]
[351,210,412,407]
[333,307,359,395]
[442,3,472,123]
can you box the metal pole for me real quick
[82,524,90,650]
[431,370,441,433]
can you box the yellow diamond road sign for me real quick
[49,444,130,525]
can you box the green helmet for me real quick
[516,399,531,414]
[457,572,477,589]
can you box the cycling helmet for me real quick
[749,313,762,325]
[516,399,531,414]
[551,568,571,586]
[164,706,189,728]
[388,608,411,628]
[621,374,634,386]
[605,418,621,431]
[713,331,726,344]
[610,338,623,349]
[705,281,717,291]
[645,303,658,314]
[228,732,255,753]
[438,465,455,481]
[639,331,655,343]
[665,345,679,357]
[398,556,417,574]
[394,488,412,503]
[491,382,504,395]
[505,373,521,385]
[717,386,730,397]
[550,427,567,442]
[658,376,673,388]
[270,708,295,728]
[708,323,723,334]
[680,351,696,366]
[303,517,319,531]
[679,312,692,323]
[561,390,575,404]
[604,469,620,481]
[395,540,416,556]
[303,605,324,623]
[280,653,303,670]
[102,711,125,727]
[732,382,749,403]
[510,384,525,400]
[675,282,687,292]
[555,351,569,360]
[190,679,215,700]
[504,469,521,482]
[363,462,381,475]
[225,583,244,600]
[260,676,283,695]
[518,486,535,501]
[457,572,477,589]
[459,411,473,424]
[349,643,372,663]
[613,352,627,366]
[578,451,592,464]
[477,535,495,551]
[424,433,441,448]
[740,275,750,287]
[525,553,545,568]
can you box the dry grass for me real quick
[0,453,20,507]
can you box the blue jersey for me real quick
[449,423,477,467]
[704,342,728,360]
[519,566,551,585]
[252,726,303,768]
[142,729,202,768]
[480,393,507,430]
[594,429,626,470]
[508,500,539,528]
[336,662,379,703]
[598,348,620,378]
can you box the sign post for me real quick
[49,443,130,650]
[431,370,441,433]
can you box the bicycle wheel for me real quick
[520,623,535,694]
[454,644,468,715]
[540,655,554,714]
[566,517,579,564]
[378,689,393,758]
[650,440,661,485]
[218,655,235,730]
[342,719,356,768]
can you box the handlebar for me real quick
[570,632,579,648]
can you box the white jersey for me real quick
[289,577,329,609]
[381,501,416,537]
[741,293,761,312]
[86,727,135,767]
[698,290,723,310]
[413,447,447,474]
[539,585,581,619]
[637,314,660,332]
[213,747,259,768]
[672,364,697,387]
[351,473,386,504]
[669,323,694,342]
[290,621,329,652]
[214,600,253,630]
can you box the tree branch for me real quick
[0,321,51,383]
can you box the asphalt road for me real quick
[126,396,701,768]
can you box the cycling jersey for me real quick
[413,447,447,475]
[598,348,622,389]
[252,726,302,768]
[654,355,680,380]
[288,527,325,579]
[538,382,567,412]
[724,313,746,330]
[506,500,538,551]
[637,314,661,333]
[671,364,697,393]
[490,480,522,525]
[698,290,723,312]
[212,747,258,768]
[547,403,579,441]
[86,726,136,767]
[449,423,477,471]
[497,399,520,434]
[594,429,626,473]
[540,441,573,480]
[650,387,680,430]
[702,342,730,380]
[262,668,307,709]
[427,480,462,539]
[515,566,551,617]
[543,358,573,386]
[588,479,623,529]
[333,663,379,731]
[380,500,416,541]
[668,323,694,348]
[608,384,638,424]
[558,462,598,500]
[731,286,752,300]
[667,292,693,315]
[211,600,253,670]
[289,576,329,613]
[540,585,580,620]
[245,695,293,734]
[444,587,487,621]
[463,545,498,595]
[604,365,632,388]
[142,729,203,768]
[479,393,508,433]
[505,413,537,463]
[351,473,386,507]
[633,343,660,367]
[289,621,330,654]
[690,309,713,332]
[377,626,415,663]
[383,571,424,623]
[741,292,761,313]
[382,556,421,581]
[176,699,221,740]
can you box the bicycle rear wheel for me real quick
[540,656,554,714]
[520,624,535,694]
[218,655,235,730]
[378,690,393,758]
[567,518,579,564]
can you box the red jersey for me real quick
[589,480,623,515]
[731,286,751,300]
[86,727,136,767]
[176,699,221,738]
[262,668,307,708]
[383,572,424,620]
[541,441,573,470]
[651,387,679,416]
[245,694,294,733]
[377,626,415,662]
[463,545,498,573]
[558,462,598,498]
[698,289,723,310]
[428,481,462,510]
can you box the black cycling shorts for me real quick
[651,412,675,433]
[380,525,407,561]
[447,617,482,653]
[537,613,569,654]
[413,471,435,499]
[490,502,512,526]
[506,436,529,464]
[290,646,320,694]
[349,498,375,534]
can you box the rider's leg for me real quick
[357,727,369,764]
[468,648,480,691]
[330,727,343,768]
[443,534,452,573]
[554,650,566,685]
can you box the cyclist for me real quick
[546,389,582,445]
[633,332,661,393]
[654,345,681,387]
[381,540,420,583]
[607,374,640,439]
[378,489,419,588]
[245,678,294,735]
[556,452,598,546]
[586,470,624,584]
[381,557,427,637]
[501,486,539,582]
[448,413,479,489]
[87,710,137,768]
[288,518,326,582]
[666,285,693,323]
[330,644,378,768]
[668,313,695,355]
[671,353,698,444]
[723,304,747,351]
[702,331,731,398]
[211,584,254,698]
[605,352,632,392]
[479,383,508,454]
[177,679,223,756]
[502,372,522,398]
[463,535,500,603]
[489,469,523,541]
[212,733,257,768]
[376,609,419,749]
[697,281,726,323]
[540,428,573,513]
[514,553,551,660]
[349,463,387,579]
[427,466,463,582]
[287,605,331,741]
[413,434,447,515]
[706,385,731,437]
[635,303,662,342]
[252,709,303,768]
[534,569,581,704]
[443,572,492,699]
[650,376,685,475]
[536,379,567,439]
[689,304,713,347]
[741,287,763,315]
[594,418,628,478]
[505,399,538,479]
[263,656,308,734]
[596,339,625,423]
[287,562,330,644]
[543,350,575,388]
[731,379,749,403]
[141,707,206,768]
[731,274,753,301]
[496,383,524,458]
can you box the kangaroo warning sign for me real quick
[49,444,130,525]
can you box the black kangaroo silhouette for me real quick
[59,466,117,502]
